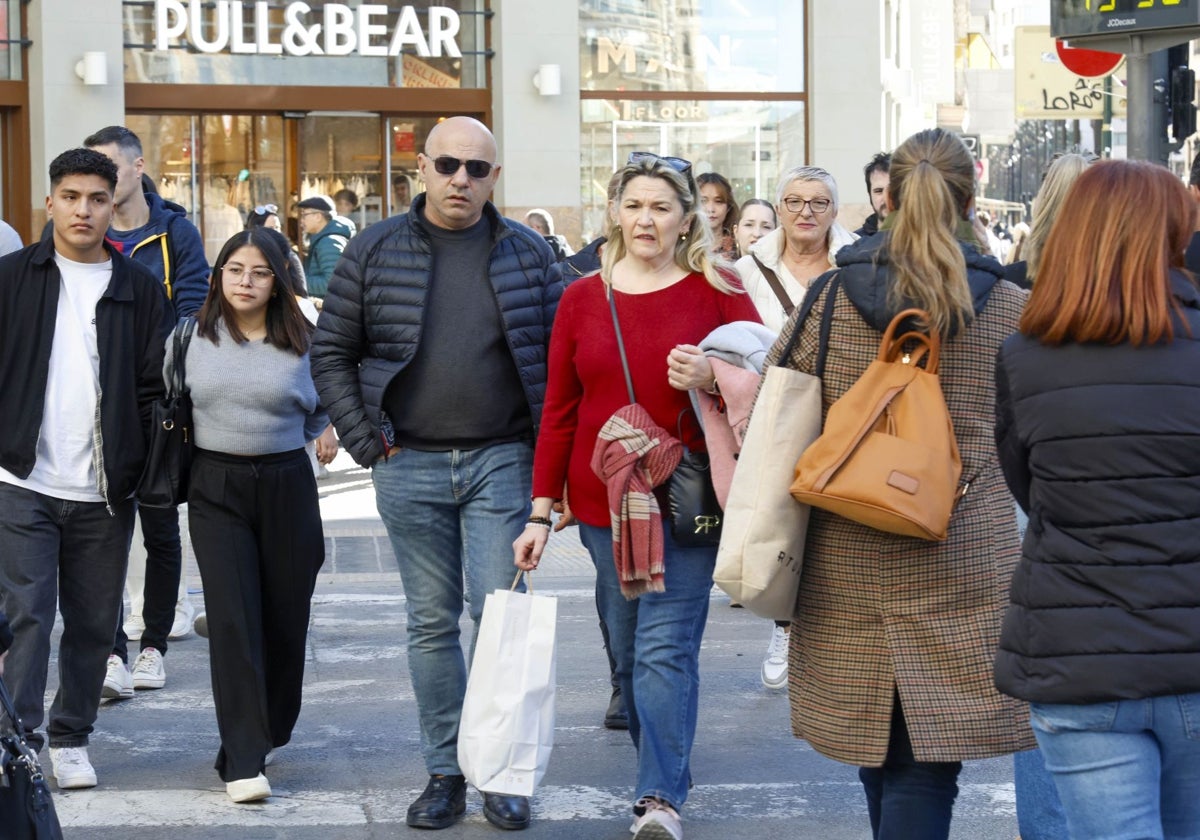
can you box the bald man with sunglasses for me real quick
[311,116,562,833]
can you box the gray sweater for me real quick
[168,321,328,456]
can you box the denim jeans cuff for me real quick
[637,789,682,812]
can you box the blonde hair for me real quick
[885,128,976,336]
[601,158,739,294]
[1024,154,1093,283]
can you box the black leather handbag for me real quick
[136,316,197,509]
[665,414,723,548]
[609,295,723,548]
[0,677,64,840]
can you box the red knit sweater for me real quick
[532,271,762,527]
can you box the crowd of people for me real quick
[0,114,1196,840]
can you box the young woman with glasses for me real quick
[180,228,336,804]
[514,152,760,840]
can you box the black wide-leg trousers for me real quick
[188,447,325,783]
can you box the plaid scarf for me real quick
[590,404,682,599]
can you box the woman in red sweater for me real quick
[514,153,760,840]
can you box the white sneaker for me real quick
[49,746,97,789]
[132,647,166,690]
[227,773,271,803]
[101,655,134,700]
[168,597,196,640]
[122,614,145,641]
[760,624,790,690]
[630,797,682,840]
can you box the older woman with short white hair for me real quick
[735,166,857,333]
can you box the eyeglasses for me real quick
[430,155,495,179]
[781,197,832,215]
[221,265,275,286]
[627,151,693,174]
[253,204,278,215]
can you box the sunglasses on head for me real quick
[627,151,693,174]
[430,155,495,179]
[253,204,278,215]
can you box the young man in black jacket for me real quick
[0,148,171,791]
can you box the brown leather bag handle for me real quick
[878,309,940,373]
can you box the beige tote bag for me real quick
[713,272,839,620]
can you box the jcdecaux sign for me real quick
[155,1,462,58]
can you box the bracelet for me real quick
[527,515,553,527]
[525,521,551,530]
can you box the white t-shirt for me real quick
[0,255,111,501]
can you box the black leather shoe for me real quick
[604,685,629,730]
[406,774,467,829]
[482,793,530,831]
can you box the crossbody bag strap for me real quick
[608,291,637,405]
[751,254,795,316]
[171,316,197,398]
[776,270,841,378]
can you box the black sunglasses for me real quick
[627,151,693,174]
[430,155,495,179]
[253,203,278,215]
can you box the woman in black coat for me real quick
[994,159,1200,840]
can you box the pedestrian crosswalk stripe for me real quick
[54,781,1015,827]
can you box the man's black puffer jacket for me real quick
[311,194,563,466]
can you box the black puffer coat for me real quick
[310,195,563,466]
[994,269,1200,704]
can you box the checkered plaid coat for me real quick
[770,268,1037,767]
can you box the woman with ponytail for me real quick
[515,152,760,840]
[762,128,1033,839]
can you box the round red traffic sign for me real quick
[1056,40,1123,79]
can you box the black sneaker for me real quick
[407,774,467,829]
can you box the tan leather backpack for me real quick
[789,308,963,541]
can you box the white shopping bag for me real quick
[457,572,557,796]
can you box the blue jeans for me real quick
[372,441,532,776]
[578,521,716,812]
[858,696,962,840]
[0,483,134,750]
[1015,748,1069,840]
[1031,694,1200,840]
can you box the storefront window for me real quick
[580,99,805,242]
[128,112,451,259]
[129,114,287,264]
[579,0,805,93]
[122,1,489,89]
[0,0,22,81]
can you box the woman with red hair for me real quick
[995,159,1200,839]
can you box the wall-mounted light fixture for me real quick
[533,64,561,97]
[75,52,108,86]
